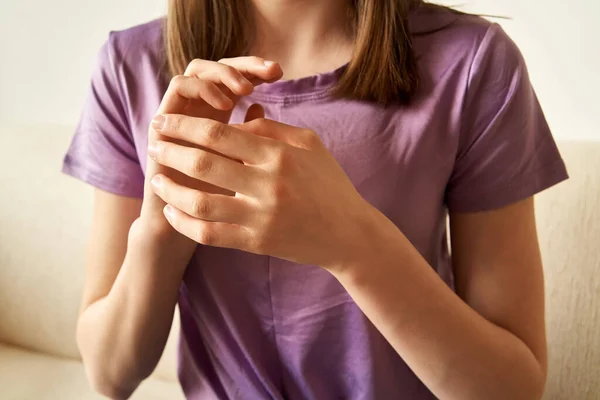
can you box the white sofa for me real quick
[0,124,598,399]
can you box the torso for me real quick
[111,7,493,399]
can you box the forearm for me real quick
[331,210,545,400]
[77,220,193,398]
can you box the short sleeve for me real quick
[61,34,144,198]
[446,24,568,213]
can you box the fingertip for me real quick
[264,62,284,82]
[263,60,282,70]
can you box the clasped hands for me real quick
[144,57,377,272]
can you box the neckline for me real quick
[248,5,458,104]
[250,62,348,104]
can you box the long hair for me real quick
[165,0,429,104]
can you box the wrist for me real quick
[326,202,392,280]
[130,213,175,243]
[128,215,198,266]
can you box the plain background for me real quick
[0,0,598,140]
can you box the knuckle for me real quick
[273,147,293,172]
[191,194,211,217]
[187,58,203,72]
[302,129,321,148]
[204,121,227,142]
[260,208,278,232]
[172,74,186,84]
[151,176,166,197]
[170,114,184,133]
[191,153,213,175]
[248,56,265,65]
[169,74,186,89]
[253,118,268,129]
[221,64,238,76]
[243,118,264,133]
[155,142,169,160]
[251,228,279,256]
[270,179,289,202]
[195,225,217,246]
[196,80,214,96]
[252,235,269,255]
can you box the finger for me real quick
[175,75,234,110]
[150,174,250,223]
[244,104,265,122]
[157,74,234,115]
[153,114,275,164]
[148,140,264,195]
[185,58,283,96]
[163,204,253,250]
[185,59,254,96]
[238,118,323,150]
[218,57,283,84]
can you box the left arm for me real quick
[331,197,547,400]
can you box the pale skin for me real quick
[77,0,547,399]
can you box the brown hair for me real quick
[166,0,428,104]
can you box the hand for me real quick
[139,57,283,236]
[148,115,377,270]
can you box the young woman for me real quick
[62,0,568,399]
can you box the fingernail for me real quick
[164,204,174,220]
[151,114,166,131]
[263,60,275,68]
[150,175,162,188]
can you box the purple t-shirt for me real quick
[62,7,568,400]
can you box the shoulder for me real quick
[411,6,523,72]
[100,18,165,74]
[88,19,166,140]
[410,5,527,109]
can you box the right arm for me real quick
[76,190,189,399]
[72,53,283,398]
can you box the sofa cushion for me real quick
[0,124,94,358]
[535,141,600,399]
[0,123,180,383]
[0,344,184,400]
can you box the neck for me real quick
[249,0,354,79]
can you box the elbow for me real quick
[521,349,547,400]
[76,327,147,399]
[530,363,548,400]
[521,375,546,400]
[508,360,547,400]
[80,354,148,400]
[85,368,136,400]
